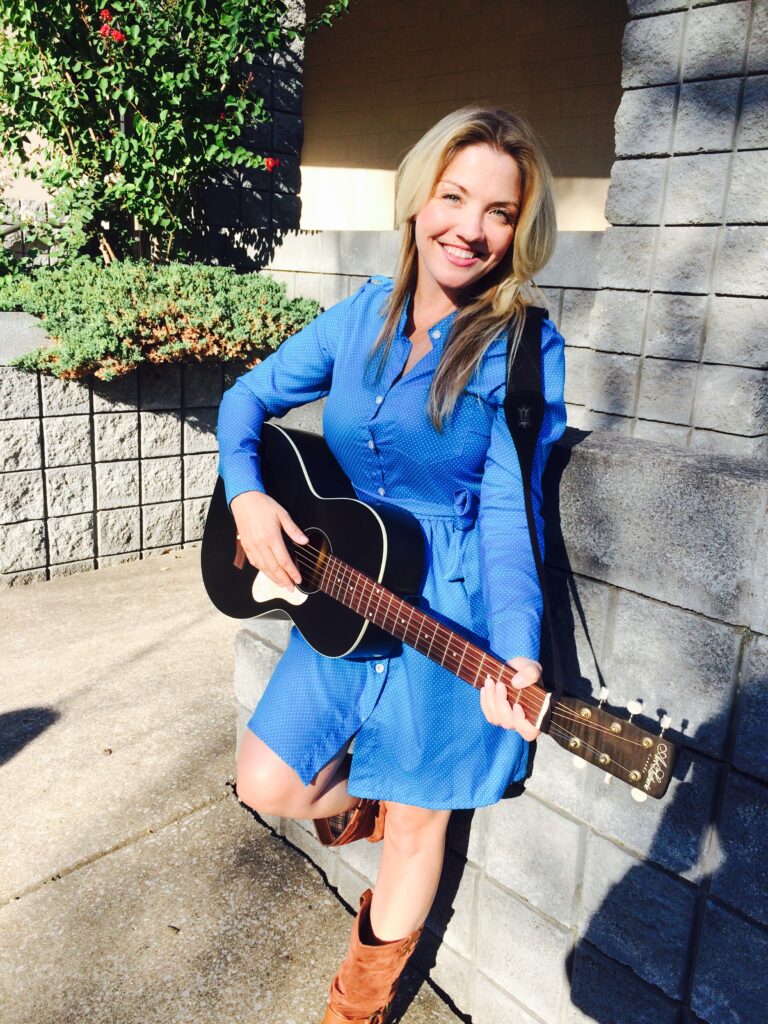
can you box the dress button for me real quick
[375,663,385,673]
[375,395,384,405]
[431,329,441,340]
[378,486,385,496]
[368,439,375,449]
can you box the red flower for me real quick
[264,157,280,172]
[110,28,126,43]
[100,9,111,21]
[219,112,227,121]
[98,22,110,37]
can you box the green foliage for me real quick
[1,257,320,379]
[0,0,350,260]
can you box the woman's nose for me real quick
[455,206,485,244]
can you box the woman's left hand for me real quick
[479,656,543,740]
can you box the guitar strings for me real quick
[286,544,545,719]
[280,542,649,746]
[288,543,629,734]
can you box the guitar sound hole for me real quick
[293,527,331,596]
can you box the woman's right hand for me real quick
[230,490,309,591]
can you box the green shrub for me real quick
[2,257,320,379]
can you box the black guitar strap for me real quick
[503,306,563,700]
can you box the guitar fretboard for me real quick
[315,545,548,718]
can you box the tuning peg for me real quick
[631,788,648,803]
[659,714,672,736]
[603,774,613,785]
[572,758,587,771]
[598,686,609,707]
[626,699,643,722]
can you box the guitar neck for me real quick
[317,547,550,722]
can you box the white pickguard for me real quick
[252,569,308,607]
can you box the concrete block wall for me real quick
[574,0,768,457]
[0,315,227,586]
[233,411,768,1024]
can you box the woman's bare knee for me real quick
[383,802,451,855]
[235,731,305,816]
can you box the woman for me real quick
[216,106,566,1023]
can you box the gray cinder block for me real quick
[139,363,182,410]
[692,901,768,1024]
[40,376,90,416]
[705,296,768,369]
[646,293,707,361]
[567,940,680,1024]
[693,364,768,436]
[0,470,44,524]
[587,290,647,355]
[550,432,768,625]
[97,507,140,556]
[605,158,666,225]
[485,793,582,926]
[615,85,676,157]
[140,410,182,458]
[597,227,656,291]
[42,416,91,468]
[93,412,139,462]
[653,226,718,293]
[0,520,45,573]
[664,153,730,225]
[715,226,768,300]
[583,351,640,416]
[674,77,741,153]
[141,457,182,504]
[47,513,95,564]
[683,1,750,80]
[559,290,596,348]
[0,366,39,419]
[184,408,219,454]
[183,453,218,499]
[142,501,182,548]
[726,150,768,224]
[579,834,697,999]
[91,372,138,413]
[740,74,768,147]
[622,13,685,88]
[711,770,768,926]
[45,465,94,517]
[183,365,222,409]
[636,358,698,426]
[233,618,292,712]
[477,878,569,1023]
[95,461,140,510]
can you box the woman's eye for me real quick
[491,208,512,222]
[441,192,460,203]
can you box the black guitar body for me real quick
[201,422,425,658]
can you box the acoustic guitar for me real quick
[202,422,677,800]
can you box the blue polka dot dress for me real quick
[217,277,567,809]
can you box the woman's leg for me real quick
[236,729,359,820]
[323,804,451,1023]
[369,802,451,939]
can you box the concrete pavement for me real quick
[0,549,462,1024]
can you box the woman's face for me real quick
[414,143,521,303]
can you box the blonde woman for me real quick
[217,107,566,1023]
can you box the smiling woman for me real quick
[216,107,566,1024]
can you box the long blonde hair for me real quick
[371,107,557,428]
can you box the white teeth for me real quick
[442,244,477,260]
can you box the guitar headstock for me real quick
[545,693,677,799]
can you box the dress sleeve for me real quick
[476,318,567,663]
[217,292,349,506]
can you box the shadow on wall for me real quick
[185,164,302,271]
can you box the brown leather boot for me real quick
[313,800,387,847]
[320,888,423,1024]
